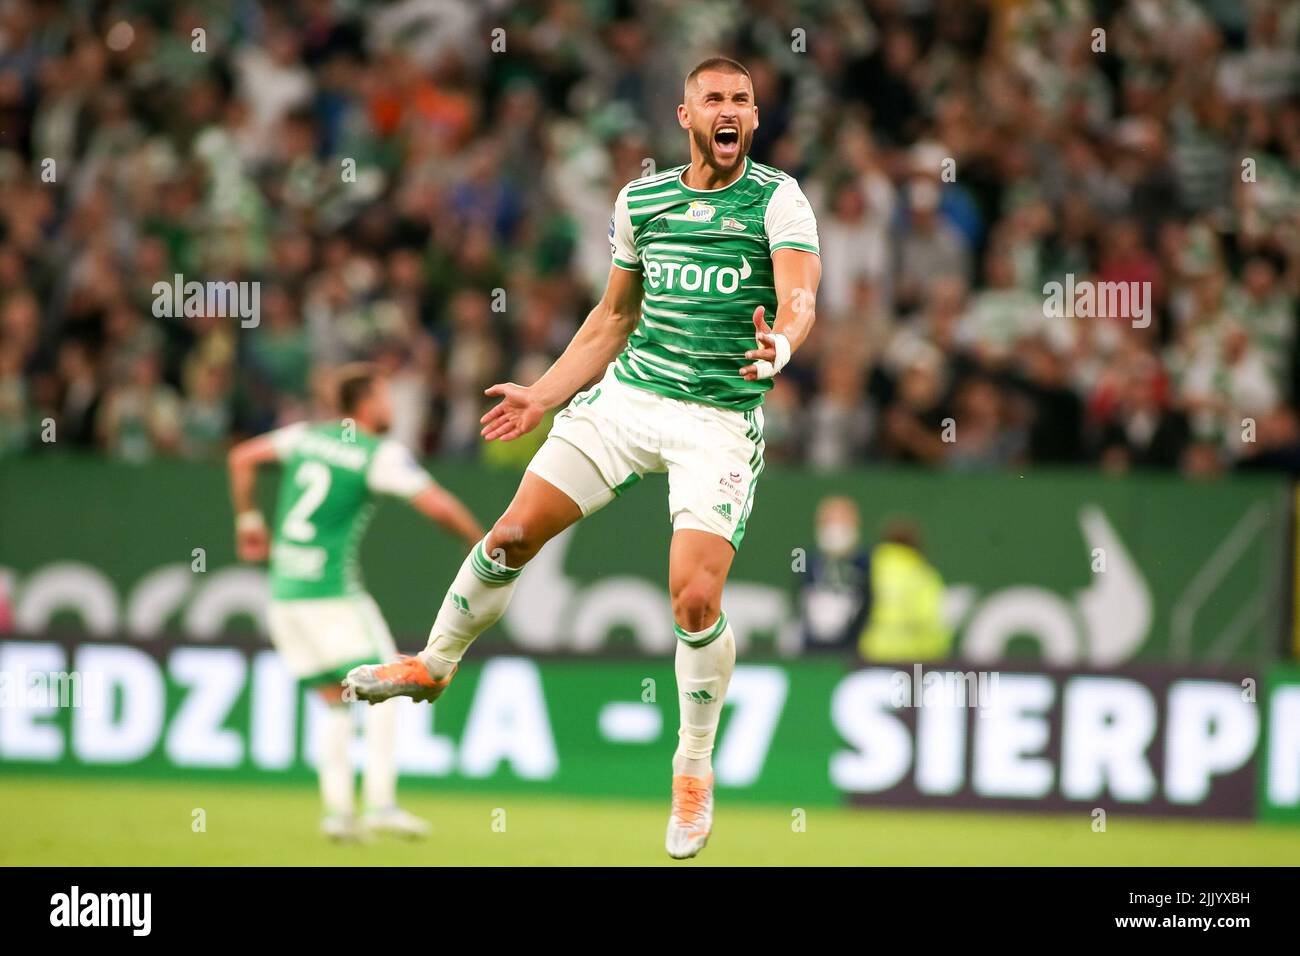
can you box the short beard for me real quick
[692,126,750,173]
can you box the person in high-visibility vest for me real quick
[859,520,952,662]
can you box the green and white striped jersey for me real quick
[266,422,434,601]
[609,158,819,410]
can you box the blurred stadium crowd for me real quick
[0,0,1297,476]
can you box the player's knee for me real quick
[671,577,723,633]
[486,515,546,568]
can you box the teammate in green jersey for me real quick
[346,57,822,860]
[228,363,482,842]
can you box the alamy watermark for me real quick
[889,664,1000,714]
[1042,274,1150,329]
[152,274,260,327]
[0,666,106,714]
[50,886,151,936]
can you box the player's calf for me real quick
[416,536,525,681]
[417,475,582,679]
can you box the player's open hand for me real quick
[741,306,783,381]
[481,382,546,441]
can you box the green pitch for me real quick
[2,776,1296,866]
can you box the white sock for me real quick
[362,699,398,811]
[672,611,736,778]
[318,703,354,818]
[418,538,522,681]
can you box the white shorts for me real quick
[266,593,398,685]
[527,365,766,549]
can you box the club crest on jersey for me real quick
[721,217,746,232]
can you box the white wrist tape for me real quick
[753,333,791,381]
[236,511,266,533]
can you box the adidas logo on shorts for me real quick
[712,502,732,522]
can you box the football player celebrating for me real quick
[347,57,820,860]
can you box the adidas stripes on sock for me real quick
[672,611,736,778]
[418,538,522,681]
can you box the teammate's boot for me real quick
[344,656,456,705]
[665,773,714,860]
[321,813,362,843]
[362,806,431,840]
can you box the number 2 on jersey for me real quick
[282,460,331,542]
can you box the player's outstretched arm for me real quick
[366,439,485,549]
[409,485,485,549]
[740,247,821,381]
[227,434,278,561]
[481,264,643,442]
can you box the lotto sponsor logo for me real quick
[684,200,715,222]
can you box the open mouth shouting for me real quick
[713,124,741,161]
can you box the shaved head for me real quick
[684,56,752,97]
